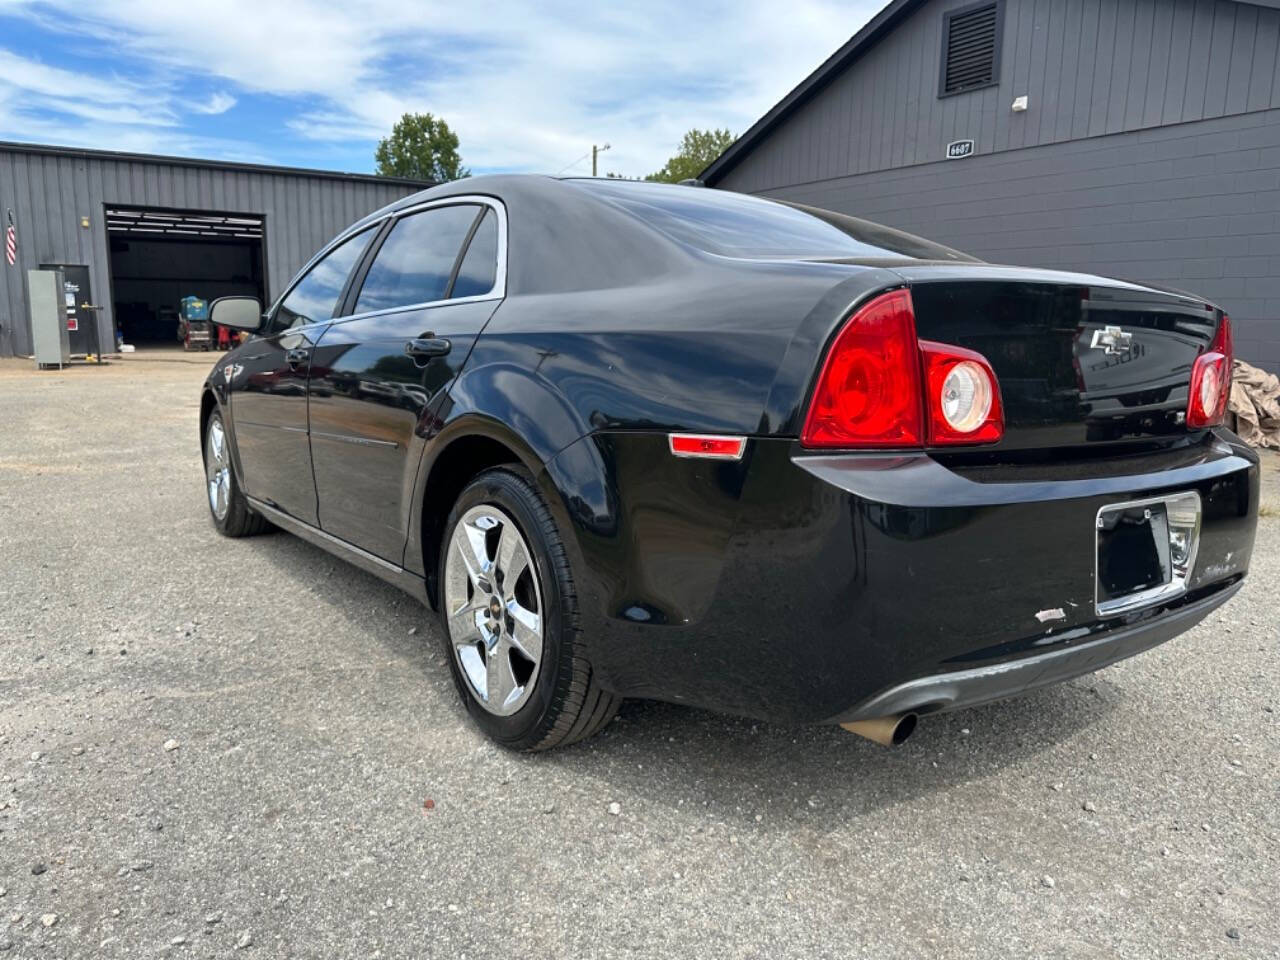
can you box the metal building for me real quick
[0,141,427,358]
[703,0,1280,372]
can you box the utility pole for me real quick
[592,143,611,176]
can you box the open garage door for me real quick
[105,207,266,351]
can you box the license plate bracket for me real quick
[1095,492,1201,617]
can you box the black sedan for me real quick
[201,176,1258,750]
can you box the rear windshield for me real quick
[569,179,972,262]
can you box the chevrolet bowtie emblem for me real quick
[1090,325,1133,356]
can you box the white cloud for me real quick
[0,49,152,105]
[0,99,267,159]
[0,1,883,174]
[190,91,237,115]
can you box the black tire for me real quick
[203,409,270,538]
[437,466,621,751]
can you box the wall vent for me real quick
[941,2,1000,96]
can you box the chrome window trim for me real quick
[341,195,508,324]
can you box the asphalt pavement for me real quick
[1,352,1277,959]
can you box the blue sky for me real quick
[0,0,878,177]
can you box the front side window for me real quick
[274,227,375,332]
[355,204,481,314]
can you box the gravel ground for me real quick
[1,353,1278,959]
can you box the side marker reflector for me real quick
[668,434,747,460]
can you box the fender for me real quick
[444,359,593,464]
[200,368,249,492]
[543,430,743,649]
[402,361,594,588]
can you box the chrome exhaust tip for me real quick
[840,713,918,747]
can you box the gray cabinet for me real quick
[29,269,70,369]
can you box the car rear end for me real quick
[787,265,1258,729]
[558,180,1257,733]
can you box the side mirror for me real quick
[210,296,264,332]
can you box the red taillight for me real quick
[920,341,1004,445]
[801,289,923,448]
[1187,314,1233,428]
[801,289,1003,449]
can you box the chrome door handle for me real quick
[404,337,451,359]
[285,348,309,368]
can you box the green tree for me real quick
[645,128,735,183]
[375,112,469,182]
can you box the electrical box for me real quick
[29,268,70,369]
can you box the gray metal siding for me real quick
[721,0,1280,194]
[0,148,421,357]
[726,107,1280,371]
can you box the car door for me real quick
[308,199,504,562]
[229,226,377,525]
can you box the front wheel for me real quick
[203,410,269,537]
[438,467,620,751]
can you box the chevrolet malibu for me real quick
[200,176,1259,750]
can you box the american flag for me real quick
[4,210,14,267]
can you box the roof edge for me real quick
[701,0,924,186]
[0,139,434,188]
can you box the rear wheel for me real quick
[438,467,620,750]
[204,410,269,537]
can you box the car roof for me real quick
[329,174,970,297]
[340,174,688,297]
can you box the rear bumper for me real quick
[834,578,1241,723]
[556,430,1259,725]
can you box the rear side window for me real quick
[355,204,480,314]
[450,208,499,299]
[571,179,970,261]
[275,227,374,331]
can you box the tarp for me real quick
[179,296,209,321]
[1228,360,1280,449]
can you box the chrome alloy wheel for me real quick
[205,417,231,522]
[443,504,544,717]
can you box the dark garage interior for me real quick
[106,207,266,349]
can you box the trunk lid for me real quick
[900,265,1221,451]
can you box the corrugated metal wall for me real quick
[722,0,1280,193]
[0,145,425,357]
[715,0,1280,372]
